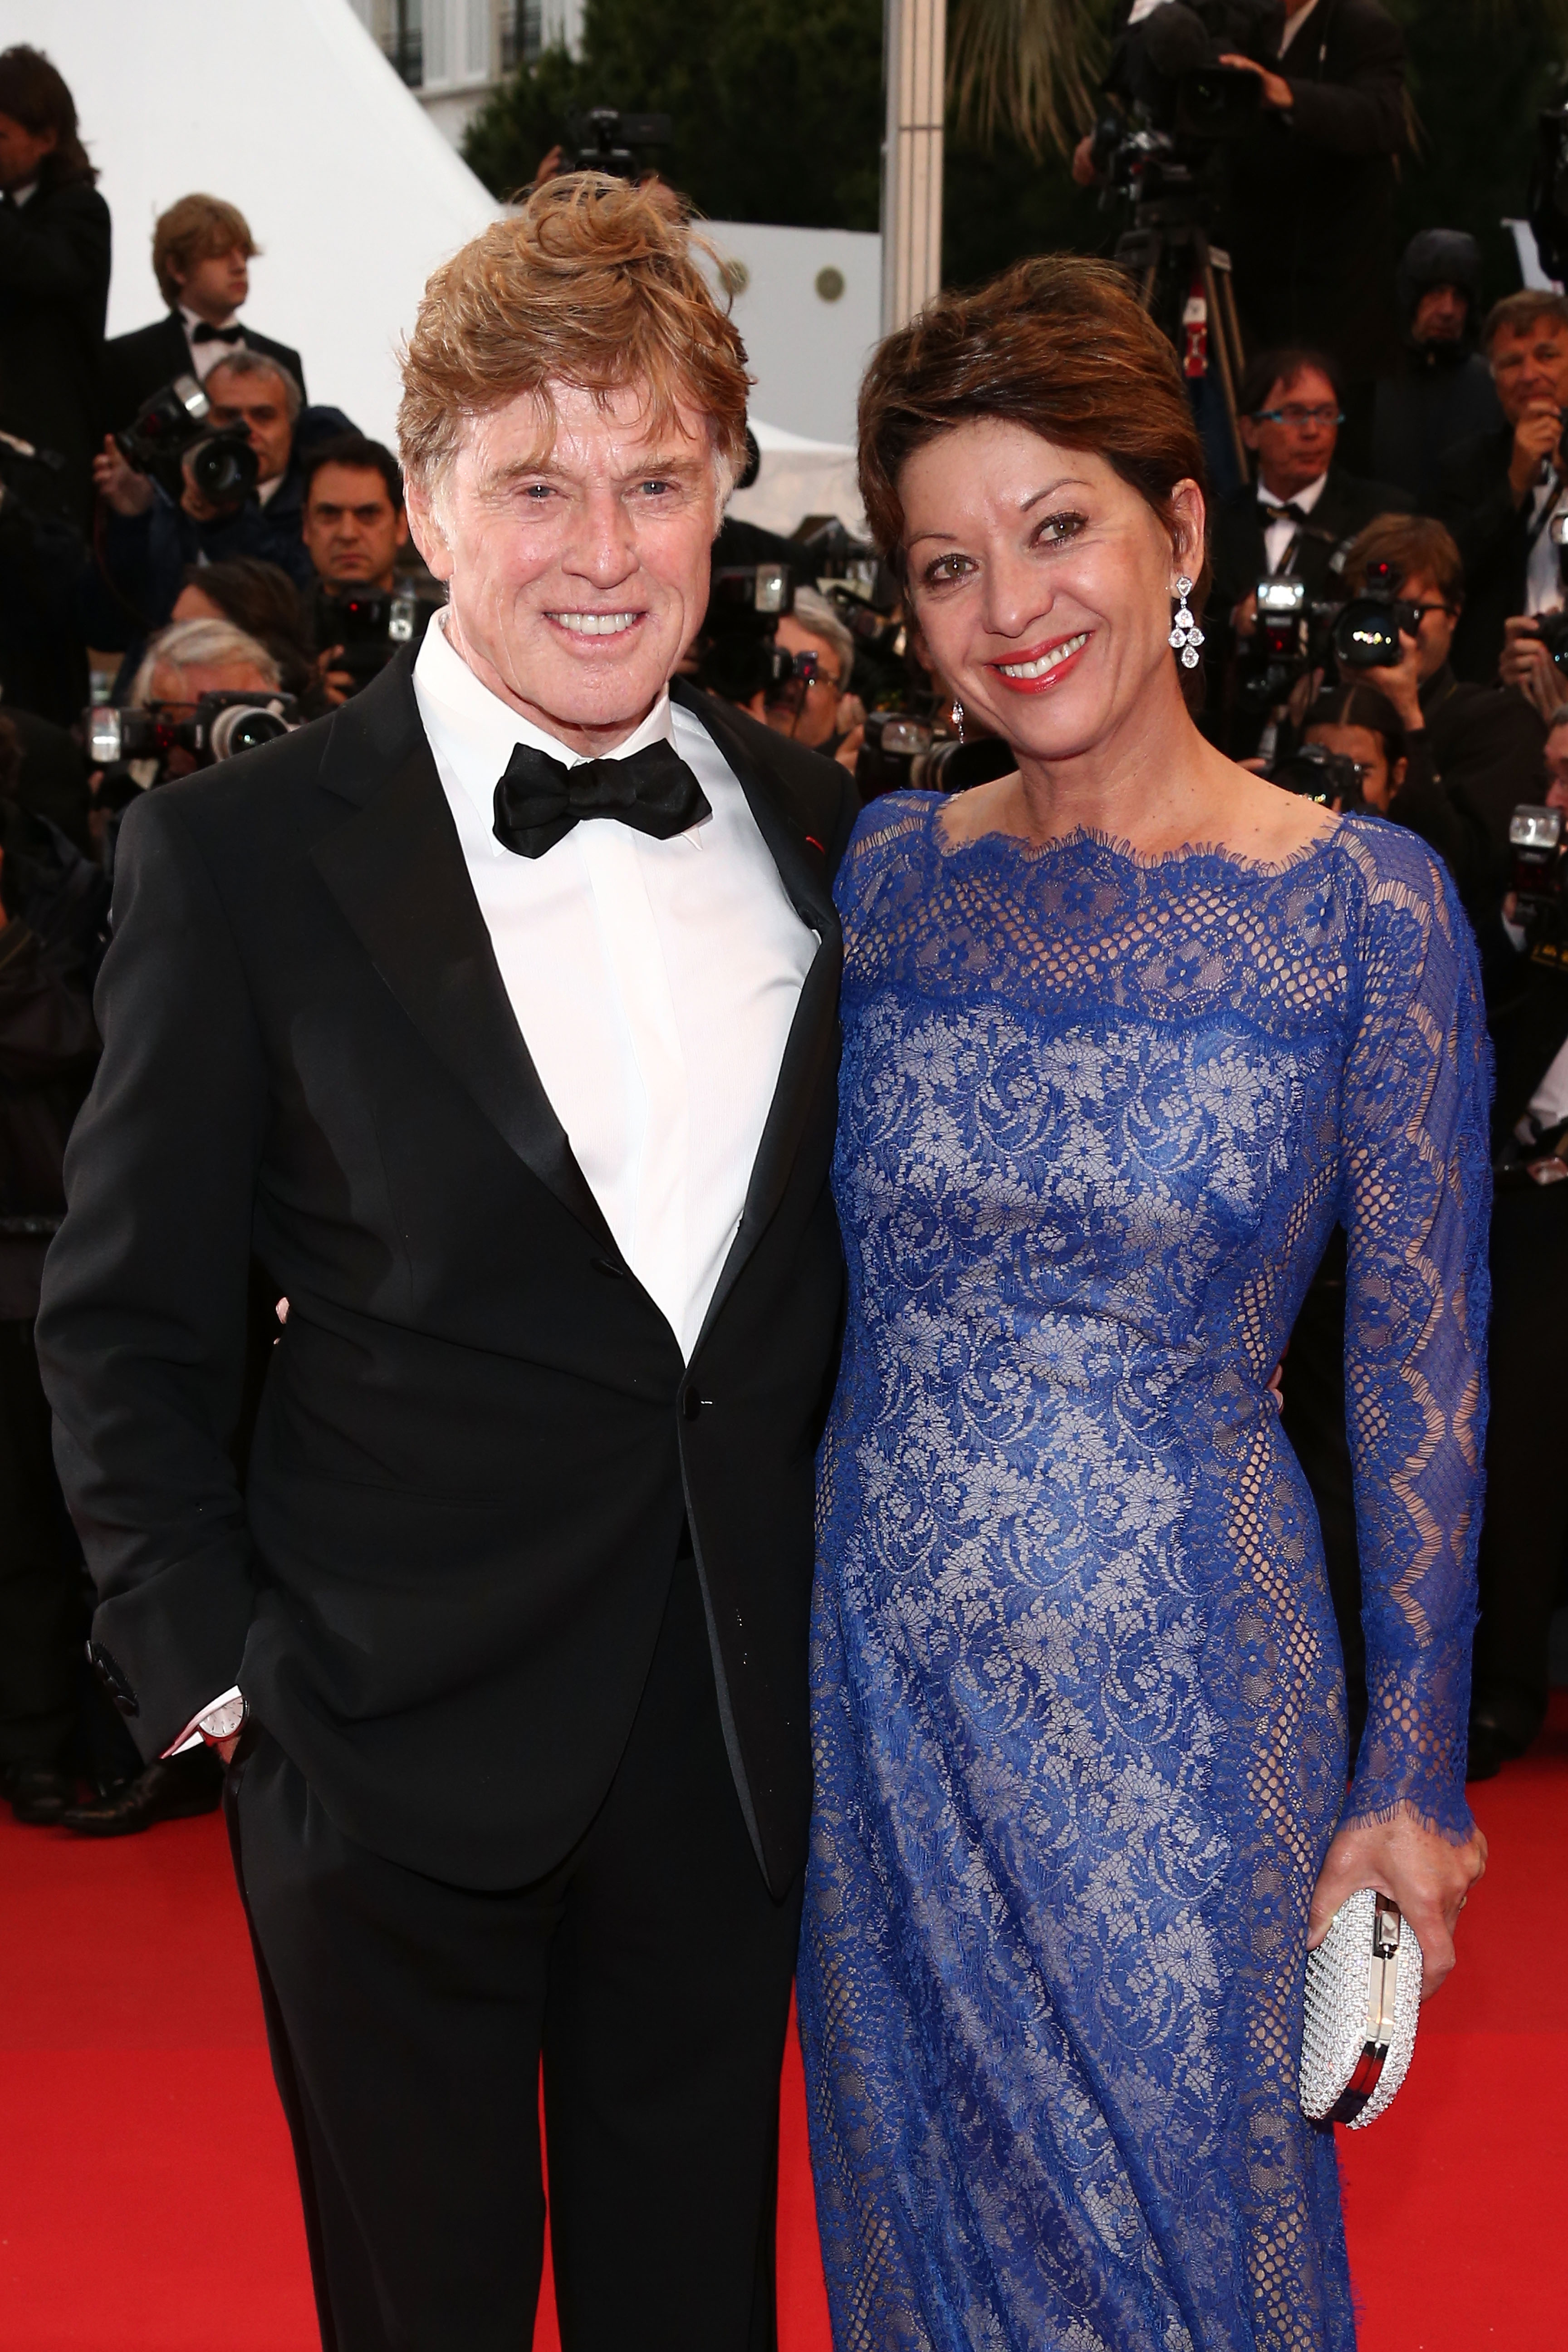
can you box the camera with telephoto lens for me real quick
[854,713,1015,800]
[113,375,260,513]
[87,690,299,776]
[1508,803,1568,967]
[1236,560,1412,712]
[562,108,672,180]
[315,584,440,693]
[1270,741,1365,812]
[1091,0,1274,229]
[693,561,796,705]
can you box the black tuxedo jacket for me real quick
[101,312,308,429]
[1225,0,1406,382]
[37,656,859,1896]
[1207,464,1414,625]
[0,176,112,527]
[1435,424,1534,687]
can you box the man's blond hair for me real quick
[153,194,258,310]
[397,174,751,504]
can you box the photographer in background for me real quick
[299,435,444,706]
[0,46,110,529]
[93,349,353,625]
[1337,513,1545,876]
[92,616,282,878]
[1219,0,1407,470]
[0,710,106,1826]
[1436,291,1568,688]
[1371,231,1504,510]
[102,194,306,431]
[749,585,860,755]
[169,556,315,705]
[1208,346,1408,750]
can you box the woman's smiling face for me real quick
[898,419,1204,765]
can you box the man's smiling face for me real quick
[406,378,723,755]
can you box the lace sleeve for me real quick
[1339,822,1491,1841]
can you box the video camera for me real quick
[1508,804,1568,967]
[87,690,299,776]
[1092,0,1274,216]
[114,376,259,514]
[1237,559,1413,714]
[315,583,441,693]
[562,108,672,180]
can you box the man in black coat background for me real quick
[1219,0,1406,474]
[0,46,110,529]
[38,175,858,2352]
[1205,345,1410,754]
[1436,290,1568,688]
[101,191,306,431]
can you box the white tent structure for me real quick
[0,0,865,528]
[0,0,500,443]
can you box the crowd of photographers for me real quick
[3,17,1567,1837]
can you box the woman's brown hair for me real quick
[858,256,1210,697]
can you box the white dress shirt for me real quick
[180,304,246,383]
[413,610,817,1360]
[167,614,818,1757]
[1258,470,1328,574]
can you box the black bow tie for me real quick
[493,738,711,860]
[191,321,244,346]
[1261,499,1312,528]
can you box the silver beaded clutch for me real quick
[1299,1887,1422,2130]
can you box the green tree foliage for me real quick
[462,0,882,229]
[462,0,1568,309]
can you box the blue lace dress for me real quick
[799,797,1489,2352]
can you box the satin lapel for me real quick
[310,667,616,1253]
[672,682,843,1349]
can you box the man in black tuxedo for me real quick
[38,175,858,2352]
[1205,346,1410,753]
[101,192,305,431]
[1435,291,1568,691]
[1218,0,1407,471]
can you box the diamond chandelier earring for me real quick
[1169,578,1204,670]
[951,698,965,743]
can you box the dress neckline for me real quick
[929,794,1347,882]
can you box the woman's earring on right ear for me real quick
[951,699,965,743]
[1169,578,1204,670]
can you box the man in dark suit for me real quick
[0,46,111,529]
[101,192,305,431]
[1206,346,1411,753]
[1219,0,1406,472]
[38,174,858,2352]
[1436,290,1568,690]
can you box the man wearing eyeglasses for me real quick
[1206,344,1410,752]
[1436,292,1568,694]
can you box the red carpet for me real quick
[2,1698,1561,2351]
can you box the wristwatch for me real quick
[197,1693,247,1743]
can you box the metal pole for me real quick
[881,0,947,336]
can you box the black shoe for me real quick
[59,1751,224,1838]
[4,1762,76,1824]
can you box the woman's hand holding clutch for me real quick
[1307,1809,1489,2000]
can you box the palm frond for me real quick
[948,0,1111,160]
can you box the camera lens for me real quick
[1330,599,1401,669]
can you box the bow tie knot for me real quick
[493,737,711,860]
[1262,499,1312,528]
[191,321,244,346]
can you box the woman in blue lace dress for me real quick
[799,259,1491,2352]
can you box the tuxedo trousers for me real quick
[225,1549,803,2352]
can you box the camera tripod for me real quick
[1117,205,1250,484]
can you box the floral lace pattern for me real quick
[800,798,1489,2352]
